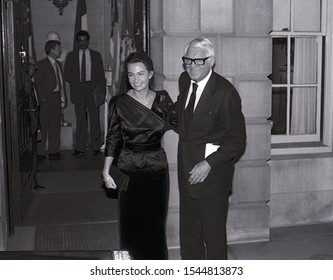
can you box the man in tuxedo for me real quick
[64,30,106,158]
[177,37,246,259]
[34,40,65,161]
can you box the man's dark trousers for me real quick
[74,82,101,152]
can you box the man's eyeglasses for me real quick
[182,56,211,66]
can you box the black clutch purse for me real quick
[110,165,129,192]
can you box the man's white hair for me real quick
[184,37,215,57]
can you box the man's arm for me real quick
[190,86,246,185]
[34,60,47,102]
[206,87,246,168]
[95,51,106,96]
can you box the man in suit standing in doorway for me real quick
[64,30,106,158]
[35,40,65,161]
[177,37,246,259]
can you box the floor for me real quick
[5,150,333,260]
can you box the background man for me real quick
[177,37,246,259]
[35,40,64,161]
[45,31,70,127]
[64,30,106,158]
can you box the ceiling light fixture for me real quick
[49,0,73,16]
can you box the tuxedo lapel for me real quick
[191,74,216,124]
[185,74,216,135]
[179,79,191,136]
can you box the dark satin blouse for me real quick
[105,90,177,172]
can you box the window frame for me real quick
[270,34,323,144]
[270,0,333,155]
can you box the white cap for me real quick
[46,31,60,42]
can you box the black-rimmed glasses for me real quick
[182,56,211,66]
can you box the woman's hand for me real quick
[102,172,117,189]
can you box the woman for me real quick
[101,52,177,260]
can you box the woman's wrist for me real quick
[102,169,110,176]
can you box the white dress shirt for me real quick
[47,56,63,93]
[185,70,212,112]
[79,48,91,82]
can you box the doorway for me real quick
[1,0,35,234]
[1,0,150,251]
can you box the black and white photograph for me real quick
[0,0,332,279]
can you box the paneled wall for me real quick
[150,0,273,247]
[270,154,333,227]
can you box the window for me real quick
[270,0,333,154]
[271,36,322,142]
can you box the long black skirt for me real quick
[119,168,169,260]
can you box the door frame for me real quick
[1,0,34,235]
[1,0,16,235]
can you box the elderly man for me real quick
[177,37,246,259]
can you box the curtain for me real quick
[290,37,317,135]
[117,0,137,95]
[73,0,87,51]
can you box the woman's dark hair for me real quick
[124,52,154,72]
[45,40,60,54]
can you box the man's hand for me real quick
[189,160,211,185]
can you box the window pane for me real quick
[294,0,321,32]
[272,38,288,84]
[290,37,317,85]
[290,87,317,135]
[272,87,287,135]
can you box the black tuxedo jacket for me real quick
[64,49,106,104]
[177,71,246,198]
